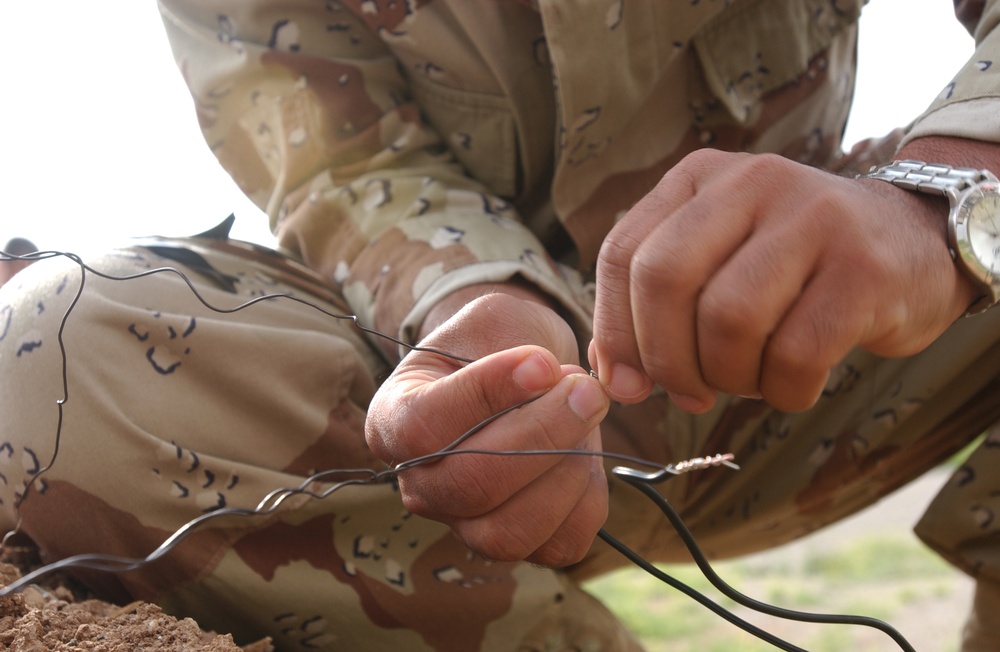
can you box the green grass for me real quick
[583,531,970,651]
[801,533,955,583]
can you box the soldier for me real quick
[2,1,999,650]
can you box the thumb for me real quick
[366,345,566,461]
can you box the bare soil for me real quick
[0,542,269,652]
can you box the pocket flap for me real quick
[693,0,863,124]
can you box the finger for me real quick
[397,373,609,520]
[593,150,769,409]
[759,267,873,412]
[525,433,609,567]
[366,345,564,462]
[695,220,819,398]
[753,177,935,411]
[450,429,609,566]
[591,160,700,403]
[620,153,773,410]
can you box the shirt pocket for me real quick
[692,0,864,125]
[408,73,520,199]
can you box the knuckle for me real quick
[676,148,728,178]
[528,541,583,568]
[635,344,678,390]
[364,395,404,461]
[439,459,512,517]
[530,510,607,568]
[850,248,895,288]
[630,238,688,290]
[698,287,761,341]
[597,230,642,284]
[764,374,825,413]
[398,478,437,519]
[734,153,799,194]
[628,322,686,390]
[556,532,598,566]
[767,327,819,375]
[742,151,789,176]
[398,457,512,520]
[762,330,829,412]
[400,403,448,458]
[644,356,673,386]
[628,247,662,291]
[462,518,538,562]
[631,239,709,313]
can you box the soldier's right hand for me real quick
[365,292,610,568]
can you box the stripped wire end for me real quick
[611,453,739,484]
[671,453,740,474]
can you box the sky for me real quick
[0,1,976,254]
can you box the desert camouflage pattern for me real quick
[158,0,882,359]
[3,228,1000,651]
[0,241,644,651]
[3,0,1000,649]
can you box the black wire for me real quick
[0,249,677,596]
[608,472,918,652]
[0,249,921,651]
[596,529,806,652]
[4,251,88,512]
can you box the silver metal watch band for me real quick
[863,159,1000,316]
[863,160,992,198]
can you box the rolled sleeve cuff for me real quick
[397,260,595,359]
[902,97,1000,148]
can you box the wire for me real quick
[606,467,917,652]
[596,529,807,652]
[0,247,919,650]
[0,248,688,596]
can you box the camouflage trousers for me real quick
[2,238,1000,651]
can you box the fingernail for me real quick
[607,364,650,401]
[513,352,555,391]
[586,340,599,373]
[668,392,707,413]
[568,376,607,421]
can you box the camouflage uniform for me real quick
[2,0,1000,649]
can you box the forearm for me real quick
[897,135,1000,172]
[418,280,562,342]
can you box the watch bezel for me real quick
[950,178,1000,314]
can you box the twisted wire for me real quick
[0,248,918,650]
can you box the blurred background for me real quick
[0,0,976,253]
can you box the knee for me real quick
[0,254,92,529]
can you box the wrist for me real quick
[418,279,561,341]
[862,143,1000,316]
[895,136,1000,174]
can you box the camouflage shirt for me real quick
[158,0,1000,360]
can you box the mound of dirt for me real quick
[0,543,271,652]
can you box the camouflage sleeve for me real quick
[157,0,591,362]
[902,0,1000,146]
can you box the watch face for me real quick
[956,183,1000,281]
[952,180,1000,314]
[966,188,1000,281]
[956,181,1000,285]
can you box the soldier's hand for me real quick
[590,146,978,414]
[366,292,609,567]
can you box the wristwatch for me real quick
[863,159,1000,315]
